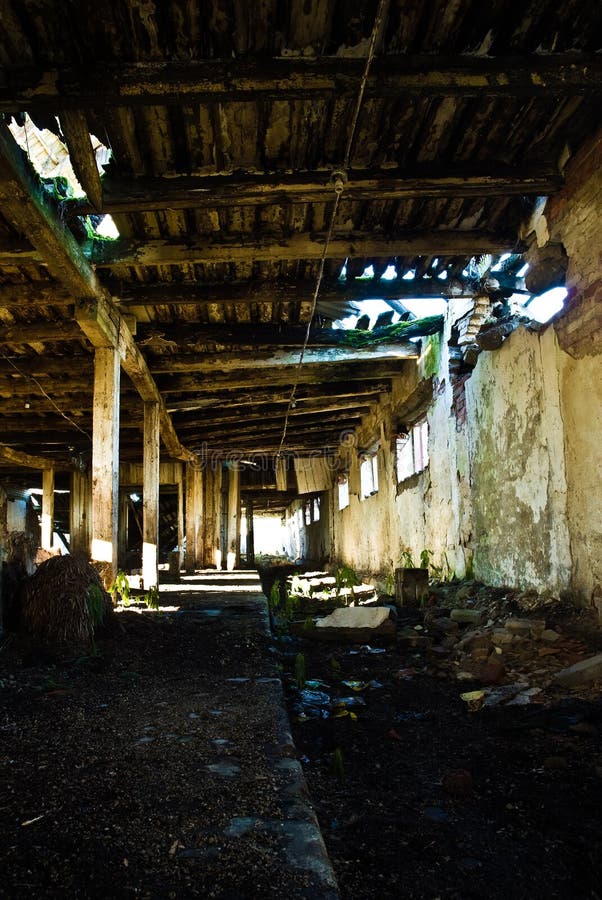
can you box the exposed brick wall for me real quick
[547,127,602,358]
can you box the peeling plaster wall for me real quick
[328,317,600,598]
[465,327,572,591]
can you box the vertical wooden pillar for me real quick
[226,466,240,570]
[176,463,184,569]
[203,463,223,568]
[142,401,160,590]
[70,469,91,555]
[118,491,129,569]
[246,497,255,568]
[91,347,120,584]
[185,462,202,574]
[41,467,54,551]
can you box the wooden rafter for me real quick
[1,56,600,112]
[66,164,563,216]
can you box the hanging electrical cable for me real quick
[1,352,92,442]
[276,0,390,459]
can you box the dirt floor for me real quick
[282,594,602,900]
[0,573,337,900]
[1,572,602,899]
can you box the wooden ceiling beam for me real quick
[0,122,194,462]
[67,164,562,216]
[172,396,380,424]
[0,442,58,470]
[165,381,390,412]
[1,56,600,112]
[149,343,418,375]
[175,406,371,434]
[0,321,85,344]
[157,360,408,393]
[85,231,516,269]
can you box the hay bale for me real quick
[19,555,113,647]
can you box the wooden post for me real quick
[226,465,240,570]
[91,347,120,585]
[185,462,202,574]
[142,401,160,590]
[176,463,184,570]
[118,491,128,569]
[41,467,54,551]
[246,497,255,568]
[70,470,91,555]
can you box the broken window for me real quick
[360,454,379,500]
[396,419,429,482]
[338,475,350,511]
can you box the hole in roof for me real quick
[402,270,415,281]
[438,270,448,280]
[524,287,567,323]
[357,264,375,280]
[95,215,119,239]
[490,252,511,272]
[516,262,530,278]
[339,262,348,280]
[9,113,115,238]
[381,265,397,281]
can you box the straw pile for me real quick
[19,554,113,647]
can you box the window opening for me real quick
[360,454,379,499]
[338,476,350,511]
[396,419,429,482]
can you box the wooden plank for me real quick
[173,397,376,425]
[90,347,120,581]
[0,239,41,262]
[84,230,518,268]
[1,56,600,112]
[165,381,390,412]
[142,401,160,590]
[0,442,56,469]
[0,285,72,308]
[68,164,563,216]
[150,343,418,374]
[59,110,103,211]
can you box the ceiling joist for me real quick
[1,56,600,112]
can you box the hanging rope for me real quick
[276,0,390,458]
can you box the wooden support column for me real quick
[226,466,240,571]
[118,491,129,569]
[91,347,120,585]
[246,498,255,568]
[142,401,160,590]
[41,467,54,551]
[70,470,91,555]
[185,462,202,574]
[176,464,184,570]
[202,464,223,569]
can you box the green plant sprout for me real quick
[109,571,131,606]
[294,653,306,690]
